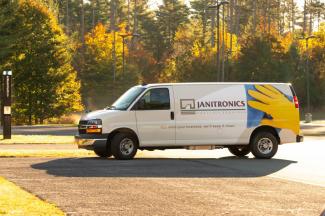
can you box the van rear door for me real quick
[133,86,176,146]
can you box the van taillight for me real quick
[293,96,299,108]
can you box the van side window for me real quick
[136,88,170,110]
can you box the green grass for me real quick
[0,177,65,215]
[0,135,74,144]
[0,149,95,158]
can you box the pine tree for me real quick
[155,0,190,53]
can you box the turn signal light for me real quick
[86,128,102,134]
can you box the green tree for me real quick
[234,33,289,82]
[156,0,190,54]
[0,0,83,124]
[0,0,21,69]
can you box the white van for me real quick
[75,83,303,160]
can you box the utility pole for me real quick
[299,35,318,123]
[119,34,129,74]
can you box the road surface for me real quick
[0,136,324,215]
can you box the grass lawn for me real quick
[0,149,95,158]
[0,177,64,215]
[0,135,74,144]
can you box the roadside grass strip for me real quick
[0,135,74,145]
[0,177,64,215]
[0,149,95,158]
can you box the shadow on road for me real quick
[31,157,296,178]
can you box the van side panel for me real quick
[245,83,298,144]
[173,83,298,146]
[173,84,250,145]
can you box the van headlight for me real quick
[79,119,102,134]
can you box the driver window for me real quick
[136,88,170,110]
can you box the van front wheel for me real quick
[111,133,138,160]
[228,146,250,157]
[93,141,112,158]
[250,132,278,159]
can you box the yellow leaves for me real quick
[85,22,129,65]
[17,53,25,61]
[280,32,294,52]
[192,41,201,58]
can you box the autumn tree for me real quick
[81,23,138,109]
[0,0,83,124]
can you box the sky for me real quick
[84,0,306,10]
[148,0,306,10]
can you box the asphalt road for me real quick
[0,137,324,215]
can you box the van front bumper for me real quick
[74,134,108,150]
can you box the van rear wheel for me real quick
[111,133,138,160]
[228,146,250,157]
[250,131,278,159]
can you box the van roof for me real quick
[141,82,290,87]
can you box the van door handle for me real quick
[170,111,174,120]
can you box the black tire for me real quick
[228,146,250,157]
[111,133,138,160]
[93,140,112,158]
[250,131,278,159]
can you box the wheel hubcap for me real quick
[257,138,273,155]
[120,138,134,155]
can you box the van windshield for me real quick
[108,86,145,110]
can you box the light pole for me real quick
[208,1,229,82]
[299,35,318,122]
[118,33,140,74]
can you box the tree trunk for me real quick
[127,0,130,31]
[252,0,256,35]
[292,0,295,33]
[66,0,69,34]
[309,0,313,35]
[235,1,240,47]
[303,0,307,35]
[267,0,271,34]
[202,0,207,47]
[229,0,233,53]
[210,0,216,47]
[92,0,95,29]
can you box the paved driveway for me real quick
[1,138,325,216]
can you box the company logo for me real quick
[180,98,246,114]
[180,99,195,110]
